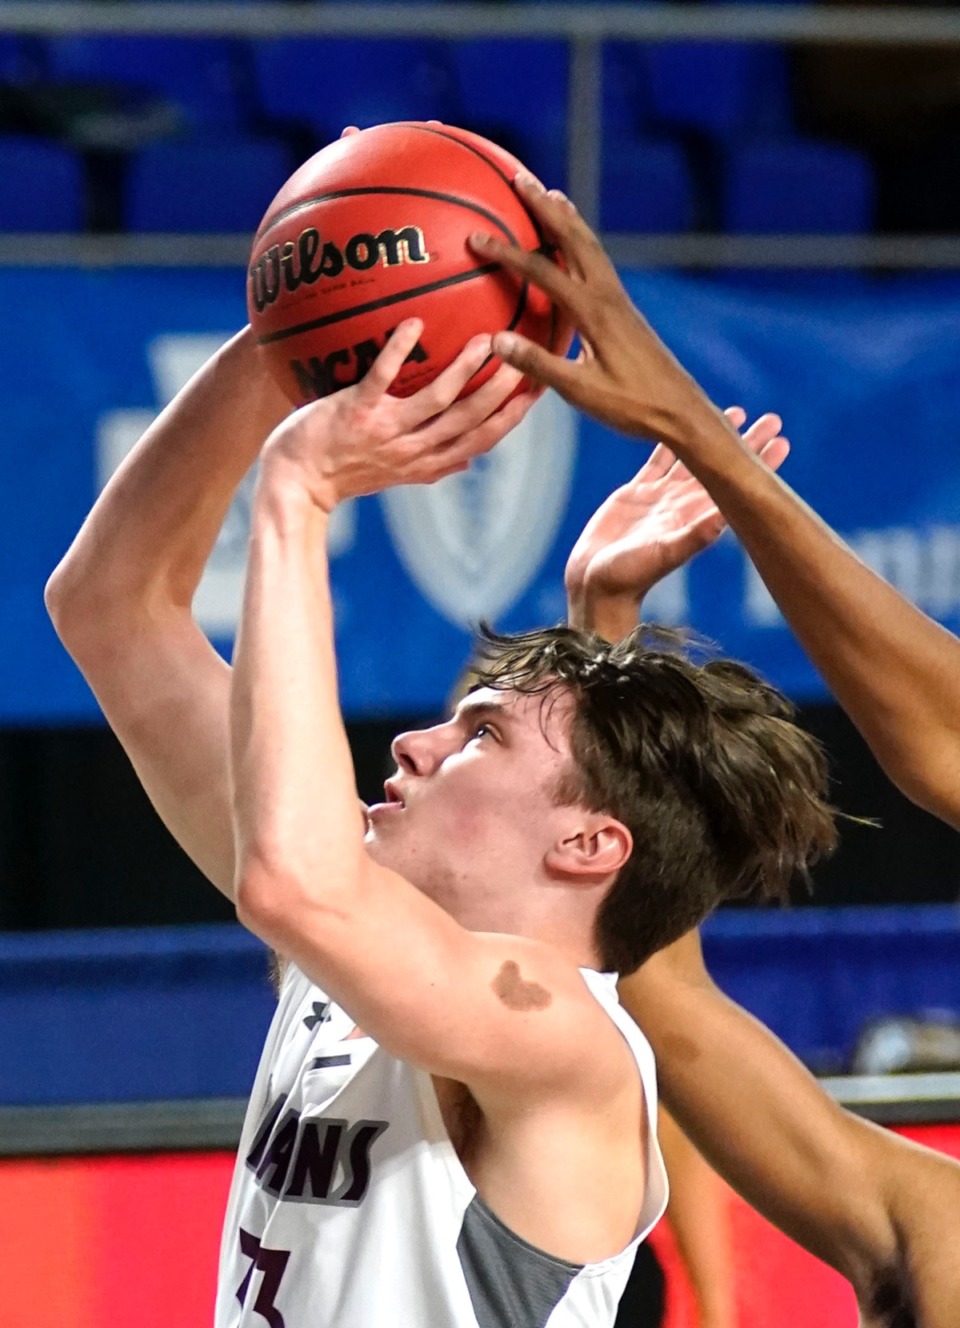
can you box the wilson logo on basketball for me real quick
[249,225,431,312]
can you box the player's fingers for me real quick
[469,232,596,332]
[356,319,426,401]
[412,363,524,447]
[340,126,361,138]
[758,434,790,473]
[397,334,496,430]
[724,405,748,430]
[741,412,783,452]
[490,329,583,396]
[631,443,677,485]
[660,509,727,568]
[514,173,620,285]
[427,389,536,471]
[683,508,727,550]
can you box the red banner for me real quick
[2,1125,957,1327]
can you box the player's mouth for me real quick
[367,779,406,819]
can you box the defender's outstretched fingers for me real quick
[355,319,426,402]
[490,330,581,396]
[469,232,595,332]
[513,174,621,286]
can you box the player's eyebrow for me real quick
[453,696,513,733]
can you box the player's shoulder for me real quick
[471,931,638,1086]
[472,930,607,1009]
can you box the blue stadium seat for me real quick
[123,137,294,233]
[0,135,85,231]
[602,43,654,138]
[251,38,459,135]
[0,34,47,84]
[722,138,875,234]
[641,41,792,141]
[449,39,569,187]
[601,137,695,233]
[44,35,245,132]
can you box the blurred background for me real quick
[1,3,960,1326]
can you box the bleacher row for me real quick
[0,30,874,236]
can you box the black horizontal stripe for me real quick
[257,186,519,246]
[308,1054,352,1070]
[257,262,505,344]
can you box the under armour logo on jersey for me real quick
[246,1093,388,1207]
[303,1000,332,1031]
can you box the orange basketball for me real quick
[246,121,569,405]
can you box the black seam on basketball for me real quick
[257,186,520,246]
[389,123,549,249]
[388,122,515,188]
[506,279,528,336]
[257,262,505,344]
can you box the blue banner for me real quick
[3,266,960,722]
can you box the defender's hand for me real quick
[566,408,789,612]
[261,320,534,511]
[469,177,728,448]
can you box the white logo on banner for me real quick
[95,335,355,637]
[380,391,578,626]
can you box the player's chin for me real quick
[362,830,398,867]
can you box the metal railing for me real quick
[2,3,960,268]
[5,1072,959,1155]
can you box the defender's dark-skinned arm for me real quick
[45,328,291,896]
[471,181,960,831]
[621,933,960,1327]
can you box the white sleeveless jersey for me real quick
[216,963,668,1328]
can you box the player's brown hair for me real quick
[471,624,837,976]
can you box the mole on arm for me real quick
[492,960,552,1011]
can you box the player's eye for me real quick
[471,723,497,743]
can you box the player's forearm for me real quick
[669,418,960,824]
[659,1110,736,1328]
[46,327,289,638]
[566,585,637,643]
[230,463,365,938]
[620,939,897,1292]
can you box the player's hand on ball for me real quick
[260,319,535,512]
[565,407,789,618]
[469,176,724,448]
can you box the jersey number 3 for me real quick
[237,1227,291,1327]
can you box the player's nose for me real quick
[390,724,447,777]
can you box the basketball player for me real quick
[477,174,960,1327]
[45,324,834,1326]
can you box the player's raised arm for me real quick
[564,407,789,640]
[227,325,594,1082]
[621,934,960,1328]
[473,180,960,830]
[44,328,291,896]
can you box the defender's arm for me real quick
[475,180,960,830]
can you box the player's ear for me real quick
[545,815,632,883]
